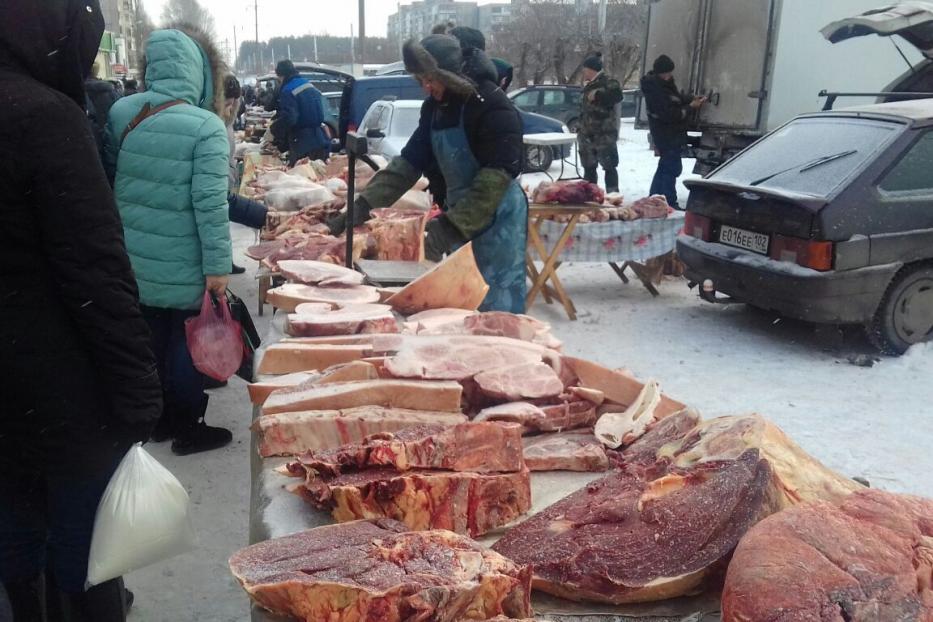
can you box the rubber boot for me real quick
[583,166,598,185]
[604,167,619,194]
[171,395,232,456]
[4,575,44,622]
[46,577,126,622]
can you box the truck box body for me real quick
[639,0,926,170]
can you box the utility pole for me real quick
[358,0,366,67]
[254,0,260,74]
[233,26,238,71]
[598,0,608,37]
[314,35,319,63]
[350,23,355,73]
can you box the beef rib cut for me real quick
[296,422,524,474]
[492,450,775,604]
[723,489,933,622]
[253,407,468,457]
[298,467,531,537]
[229,519,532,622]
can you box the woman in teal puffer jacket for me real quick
[106,24,233,455]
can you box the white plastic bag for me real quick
[86,444,196,587]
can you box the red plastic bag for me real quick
[185,292,245,381]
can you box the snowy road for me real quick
[125,124,932,621]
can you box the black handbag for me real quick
[226,290,261,382]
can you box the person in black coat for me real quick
[641,54,706,208]
[0,1,162,619]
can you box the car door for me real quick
[512,89,542,114]
[360,103,388,154]
[540,89,566,122]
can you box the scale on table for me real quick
[344,131,436,287]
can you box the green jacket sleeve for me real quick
[359,156,422,210]
[595,78,624,108]
[191,116,233,276]
[445,167,513,239]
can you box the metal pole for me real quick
[254,0,259,74]
[345,153,356,269]
[314,35,319,63]
[233,26,238,71]
[598,0,607,36]
[358,0,366,67]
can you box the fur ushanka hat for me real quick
[403,35,476,98]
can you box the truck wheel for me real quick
[866,264,933,355]
[524,145,554,172]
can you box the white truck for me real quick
[638,0,933,172]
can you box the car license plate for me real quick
[719,225,769,255]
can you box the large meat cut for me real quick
[276,260,365,286]
[248,361,378,405]
[298,466,531,537]
[262,379,464,415]
[723,489,933,621]
[383,335,556,381]
[366,207,428,261]
[620,408,702,471]
[266,283,381,312]
[229,519,533,622]
[473,362,565,402]
[254,407,468,457]
[522,431,609,472]
[286,305,399,337]
[532,180,605,205]
[656,414,862,508]
[296,422,524,474]
[492,450,776,604]
[387,243,489,314]
[257,342,372,374]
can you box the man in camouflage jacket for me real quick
[578,53,624,193]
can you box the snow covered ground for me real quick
[125,123,932,621]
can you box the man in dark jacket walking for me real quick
[578,53,624,193]
[275,60,329,165]
[641,54,706,208]
[0,1,161,619]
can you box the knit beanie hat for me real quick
[653,54,675,74]
[583,52,603,72]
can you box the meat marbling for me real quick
[229,519,533,622]
[473,362,564,402]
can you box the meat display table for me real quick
[526,206,685,320]
[523,132,580,181]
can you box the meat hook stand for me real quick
[344,131,381,269]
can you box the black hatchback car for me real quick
[678,100,933,354]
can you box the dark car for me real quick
[343,74,570,169]
[677,100,933,354]
[509,85,640,131]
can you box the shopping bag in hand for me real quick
[185,291,245,381]
[86,444,196,587]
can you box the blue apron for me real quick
[431,105,528,313]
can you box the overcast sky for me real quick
[142,0,506,51]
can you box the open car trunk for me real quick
[822,2,933,58]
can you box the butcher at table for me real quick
[328,34,527,313]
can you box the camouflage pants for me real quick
[578,133,619,170]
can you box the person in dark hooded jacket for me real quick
[330,35,527,313]
[0,0,162,619]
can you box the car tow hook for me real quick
[700,279,738,305]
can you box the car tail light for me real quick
[769,235,833,271]
[683,212,712,241]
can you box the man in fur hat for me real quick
[329,34,527,313]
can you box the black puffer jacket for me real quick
[640,71,693,152]
[0,0,161,467]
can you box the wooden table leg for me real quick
[625,261,661,297]
[609,262,630,284]
[526,215,580,320]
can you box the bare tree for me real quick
[160,0,215,36]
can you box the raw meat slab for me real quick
[262,379,463,415]
[476,401,597,434]
[387,243,489,313]
[267,283,381,313]
[523,431,609,472]
[473,362,564,402]
[253,407,468,457]
[257,343,372,375]
[296,422,524,474]
[276,260,365,286]
[286,306,398,337]
[229,519,532,622]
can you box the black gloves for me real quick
[327,195,373,236]
[425,215,467,262]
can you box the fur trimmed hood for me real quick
[403,37,475,99]
[141,22,226,115]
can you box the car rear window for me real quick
[711,117,902,197]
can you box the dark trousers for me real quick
[0,452,121,593]
[228,193,268,230]
[288,147,328,167]
[579,133,620,193]
[650,149,684,208]
[141,306,207,434]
